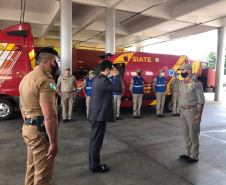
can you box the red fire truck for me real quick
[75,52,203,111]
[0,23,35,119]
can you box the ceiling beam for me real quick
[40,1,60,37]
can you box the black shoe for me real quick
[176,114,180,116]
[68,119,74,122]
[160,114,164,117]
[157,114,161,117]
[133,116,137,119]
[173,114,177,116]
[137,116,141,119]
[63,119,68,123]
[89,166,109,173]
[187,158,199,163]
[116,117,121,120]
[179,154,190,160]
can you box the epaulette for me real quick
[43,70,53,79]
[193,78,198,83]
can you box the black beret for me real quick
[36,47,59,58]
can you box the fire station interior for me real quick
[1,0,226,184]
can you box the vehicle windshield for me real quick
[83,63,125,79]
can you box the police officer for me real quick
[19,47,59,185]
[57,66,77,122]
[130,69,144,119]
[170,72,180,116]
[153,69,167,117]
[82,70,95,118]
[178,64,205,163]
[110,73,125,120]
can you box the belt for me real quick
[63,91,73,93]
[173,91,179,93]
[25,118,39,126]
[181,105,196,109]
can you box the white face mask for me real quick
[176,75,180,79]
[161,72,164,77]
[107,74,112,78]
[90,74,94,79]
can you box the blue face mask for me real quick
[176,75,179,79]
[161,73,164,76]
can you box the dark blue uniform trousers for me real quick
[89,120,107,168]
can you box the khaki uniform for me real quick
[57,74,77,120]
[19,66,57,185]
[130,78,144,116]
[153,77,167,115]
[82,78,93,118]
[179,77,205,160]
[170,78,180,114]
[113,81,125,117]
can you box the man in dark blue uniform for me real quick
[88,60,122,173]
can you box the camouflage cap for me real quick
[136,69,142,73]
[178,64,192,70]
[65,66,70,70]
[159,69,164,73]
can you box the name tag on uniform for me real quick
[49,83,56,90]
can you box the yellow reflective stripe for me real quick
[113,53,134,65]
[150,100,157,105]
[29,49,35,69]
[5,43,15,51]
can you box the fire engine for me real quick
[0,23,35,120]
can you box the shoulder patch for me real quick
[49,82,56,90]
[196,82,202,90]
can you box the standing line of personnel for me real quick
[19,47,205,184]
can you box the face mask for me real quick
[137,72,141,76]
[161,73,164,76]
[90,74,94,79]
[51,60,59,75]
[176,75,180,79]
[181,72,188,78]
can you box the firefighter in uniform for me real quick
[19,47,59,185]
[170,72,180,116]
[178,64,205,163]
[57,66,77,122]
[110,73,125,120]
[153,69,167,117]
[130,69,144,119]
[82,70,95,118]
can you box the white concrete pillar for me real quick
[105,7,115,54]
[135,45,143,52]
[60,0,72,75]
[215,27,226,101]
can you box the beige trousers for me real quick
[133,94,143,116]
[22,124,55,185]
[86,96,91,118]
[156,92,165,115]
[61,93,74,120]
[113,95,121,117]
[172,92,179,114]
[180,107,200,160]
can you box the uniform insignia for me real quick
[196,82,202,90]
[187,83,192,90]
[49,83,56,90]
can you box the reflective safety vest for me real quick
[111,77,121,95]
[156,76,167,92]
[85,77,94,97]
[133,76,144,94]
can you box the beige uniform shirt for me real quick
[57,74,77,92]
[170,78,180,92]
[179,77,205,107]
[19,66,57,119]
[129,78,144,93]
